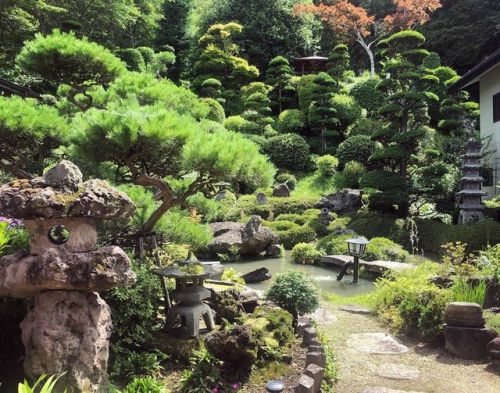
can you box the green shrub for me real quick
[221,267,245,285]
[122,377,165,393]
[266,271,320,320]
[278,109,306,134]
[374,262,451,339]
[291,243,323,264]
[364,237,409,262]
[17,374,67,393]
[297,74,317,113]
[275,213,307,226]
[478,243,500,280]
[336,135,377,167]
[179,348,220,393]
[201,98,225,123]
[263,133,313,172]
[104,261,165,379]
[223,115,250,132]
[350,76,384,115]
[315,155,339,177]
[116,48,146,71]
[248,306,295,349]
[349,118,384,137]
[316,233,354,255]
[342,161,366,188]
[266,220,316,249]
[275,173,297,190]
[331,94,362,133]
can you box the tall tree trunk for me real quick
[140,200,172,235]
[356,30,376,77]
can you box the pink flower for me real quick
[232,383,241,390]
[213,388,219,393]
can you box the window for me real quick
[494,92,500,123]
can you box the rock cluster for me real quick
[316,188,362,213]
[208,216,278,256]
[444,302,497,360]
[0,161,136,392]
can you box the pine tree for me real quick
[265,56,295,114]
[241,82,274,134]
[327,44,350,81]
[308,72,338,152]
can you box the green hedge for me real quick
[225,195,317,220]
[265,220,317,249]
[364,237,409,262]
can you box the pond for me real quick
[223,252,376,296]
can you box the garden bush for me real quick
[122,377,165,393]
[116,48,146,71]
[201,98,225,123]
[291,242,323,264]
[342,160,367,188]
[275,173,297,190]
[363,237,409,262]
[278,109,306,134]
[316,232,355,255]
[265,220,316,249]
[275,213,307,226]
[331,93,362,133]
[263,133,313,172]
[315,155,339,177]
[349,118,384,137]
[336,135,377,167]
[223,115,251,133]
[266,271,320,322]
[374,262,452,339]
[349,76,384,116]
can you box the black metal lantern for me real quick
[345,237,370,283]
[346,236,369,257]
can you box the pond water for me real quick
[223,252,376,296]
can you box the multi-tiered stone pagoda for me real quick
[457,139,487,224]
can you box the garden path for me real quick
[317,304,500,393]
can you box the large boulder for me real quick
[210,289,246,324]
[272,184,290,198]
[205,324,258,368]
[21,291,112,393]
[208,216,278,256]
[444,325,497,359]
[487,337,500,364]
[241,267,272,283]
[444,302,485,327]
[316,189,362,213]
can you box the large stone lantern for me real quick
[0,161,136,392]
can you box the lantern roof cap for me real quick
[0,160,135,220]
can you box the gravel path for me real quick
[317,304,500,393]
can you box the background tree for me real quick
[192,23,259,114]
[265,56,296,115]
[364,30,434,216]
[308,72,338,152]
[188,0,321,72]
[327,44,351,81]
[295,0,441,76]
[0,96,68,178]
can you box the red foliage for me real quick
[384,0,442,30]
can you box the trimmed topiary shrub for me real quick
[265,220,316,249]
[350,76,384,116]
[291,242,323,264]
[116,48,146,72]
[275,173,297,190]
[224,115,251,133]
[266,271,320,322]
[278,109,306,134]
[342,160,366,188]
[331,93,362,134]
[349,118,385,137]
[364,237,409,262]
[275,213,307,226]
[336,135,377,167]
[263,133,313,172]
[201,98,225,123]
[297,74,317,113]
[315,155,339,177]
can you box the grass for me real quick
[322,291,377,310]
[485,310,500,334]
[292,173,345,199]
[450,278,488,305]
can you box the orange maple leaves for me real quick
[385,0,442,30]
[294,0,442,38]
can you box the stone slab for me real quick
[376,363,420,380]
[347,333,409,355]
[305,363,324,393]
[340,305,373,315]
[306,352,326,368]
[308,307,337,324]
[363,388,425,393]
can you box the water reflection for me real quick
[223,252,376,296]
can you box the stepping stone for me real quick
[347,333,409,354]
[363,388,425,393]
[308,308,337,324]
[296,374,314,393]
[376,363,420,380]
[341,305,373,315]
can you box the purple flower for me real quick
[213,388,219,393]
[232,383,241,390]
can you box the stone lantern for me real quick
[0,161,136,392]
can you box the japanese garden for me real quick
[1,1,500,392]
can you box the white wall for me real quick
[480,64,500,198]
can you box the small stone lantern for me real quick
[155,255,216,337]
[0,161,136,392]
